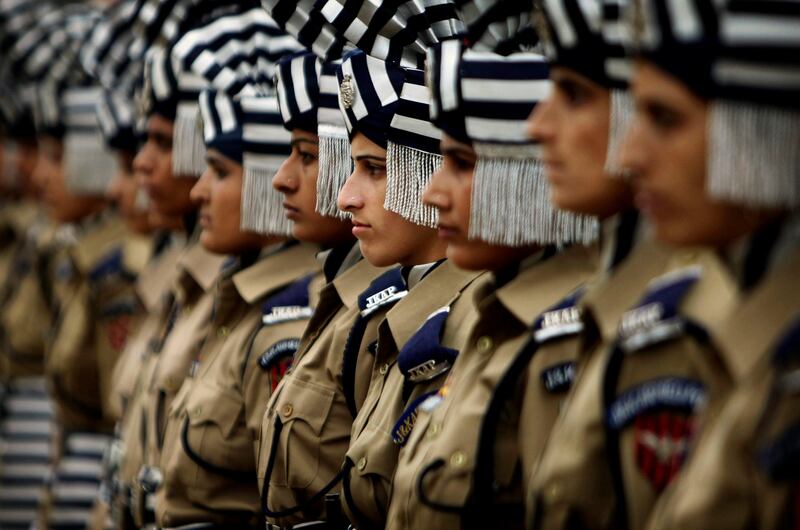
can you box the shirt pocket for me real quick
[181,380,251,477]
[343,426,398,527]
[268,377,335,489]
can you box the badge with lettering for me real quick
[398,308,458,384]
[358,268,408,317]
[258,338,300,392]
[618,267,702,353]
[540,362,575,393]
[262,274,315,326]
[533,288,586,344]
[392,390,438,447]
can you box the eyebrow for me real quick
[291,138,319,148]
[354,155,386,163]
[441,147,475,159]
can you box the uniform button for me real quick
[356,457,367,471]
[450,451,466,468]
[282,404,293,417]
[477,336,493,352]
[679,250,699,264]
[184,305,193,314]
[545,483,562,503]
[217,326,229,338]
[194,406,202,417]
[379,363,389,375]
[427,423,441,439]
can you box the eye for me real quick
[557,79,590,106]
[299,150,317,166]
[645,102,683,130]
[366,161,386,177]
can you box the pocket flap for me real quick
[276,377,335,436]
[185,381,243,438]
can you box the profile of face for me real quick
[620,61,776,248]
[107,150,151,235]
[337,133,446,267]
[133,114,196,225]
[33,136,105,223]
[528,66,632,219]
[272,129,354,245]
[191,148,273,254]
[423,134,538,271]
[15,140,40,198]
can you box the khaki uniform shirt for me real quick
[341,261,485,529]
[528,244,739,530]
[45,216,144,433]
[123,243,226,527]
[387,246,598,530]
[646,247,800,530]
[0,209,56,379]
[156,244,320,528]
[258,257,389,526]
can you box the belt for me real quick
[265,522,353,530]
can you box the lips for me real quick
[282,201,301,220]
[436,220,461,241]
[351,218,372,237]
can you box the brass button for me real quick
[217,326,229,338]
[194,406,202,417]
[379,363,389,375]
[450,451,466,468]
[356,457,367,471]
[545,483,562,503]
[679,250,699,264]
[427,423,441,439]
[184,305,192,314]
[282,404,293,417]
[477,336,493,352]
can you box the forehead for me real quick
[147,114,174,136]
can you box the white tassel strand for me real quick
[385,142,441,228]
[241,163,293,236]
[64,132,118,196]
[317,124,353,219]
[708,100,800,209]
[172,104,207,178]
[472,142,599,247]
[605,89,635,177]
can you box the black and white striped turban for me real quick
[630,0,800,208]
[428,39,598,247]
[275,51,353,218]
[199,89,293,235]
[454,0,539,53]
[262,0,465,66]
[536,0,633,172]
[338,49,442,227]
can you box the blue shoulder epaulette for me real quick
[398,307,458,384]
[261,273,316,326]
[617,266,702,353]
[88,248,125,283]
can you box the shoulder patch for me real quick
[540,362,575,393]
[533,287,586,344]
[358,267,408,317]
[392,390,438,447]
[258,338,300,370]
[398,307,458,384]
[606,377,706,431]
[261,274,315,326]
[617,266,702,353]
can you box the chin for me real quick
[199,234,230,255]
[359,241,400,268]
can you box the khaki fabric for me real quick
[387,246,599,530]
[646,248,800,530]
[156,244,320,527]
[258,257,389,527]
[45,216,140,433]
[342,262,486,529]
[527,244,739,530]
[123,243,226,526]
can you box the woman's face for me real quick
[34,137,105,223]
[423,134,538,271]
[191,148,272,254]
[107,151,152,235]
[620,61,777,247]
[527,66,632,219]
[272,129,354,245]
[337,133,446,267]
[133,114,196,226]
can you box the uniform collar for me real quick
[70,215,127,274]
[319,241,362,283]
[233,242,321,304]
[136,243,183,312]
[334,258,392,310]
[179,242,228,293]
[386,260,483,350]
[402,259,444,290]
[495,244,600,327]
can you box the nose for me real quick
[132,143,154,186]
[422,165,451,212]
[190,167,212,205]
[337,169,364,214]
[272,155,298,194]
[526,99,555,144]
[617,116,646,184]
